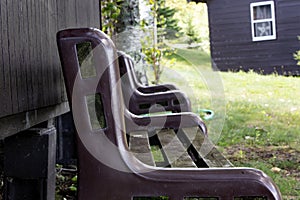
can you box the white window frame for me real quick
[250,1,276,41]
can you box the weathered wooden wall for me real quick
[206,0,300,75]
[0,0,100,119]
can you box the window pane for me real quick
[254,21,273,37]
[253,5,271,20]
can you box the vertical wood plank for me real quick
[1,0,12,116]
[55,0,63,29]
[22,0,33,109]
[92,0,100,28]
[0,1,12,117]
[28,0,36,109]
[41,0,49,107]
[64,0,77,28]
[17,0,29,112]
[45,0,55,105]
[49,0,62,105]
[28,0,39,109]
[15,0,22,112]
[1,0,102,118]
[56,0,68,103]
[75,0,83,26]
[47,0,56,106]
[36,0,44,107]
[7,0,19,113]
[51,0,59,105]
[87,0,101,27]
[87,0,93,26]
[0,1,10,117]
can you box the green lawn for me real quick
[152,47,300,198]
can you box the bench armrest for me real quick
[137,83,178,94]
[124,109,207,135]
[127,90,191,115]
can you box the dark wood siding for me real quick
[0,0,100,118]
[207,0,300,75]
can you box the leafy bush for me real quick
[294,36,300,66]
[140,0,177,85]
[101,0,122,37]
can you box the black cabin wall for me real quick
[0,0,100,118]
[207,0,300,75]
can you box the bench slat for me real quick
[157,129,196,168]
[181,127,233,167]
[128,131,155,166]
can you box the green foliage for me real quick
[294,50,300,65]
[157,2,181,39]
[101,0,122,37]
[141,40,177,85]
[166,0,209,51]
[141,0,177,85]
[55,165,78,199]
[294,36,300,66]
[142,38,177,84]
[142,47,163,85]
[185,15,200,44]
[150,145,165,162]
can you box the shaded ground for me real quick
[55,165,77,200]
[0,145,298,199]
[0,166,77,200]
[55,145,300,199]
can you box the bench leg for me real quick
[3,127,56,200]
[56,112,77,165]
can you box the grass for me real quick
[153,47,300,198]
[220,72,300,147]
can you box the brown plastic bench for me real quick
[118,51,179,93]
[118,51,191,115]
[57,28,282,200]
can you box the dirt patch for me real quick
[223,145,300,180]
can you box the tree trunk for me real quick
[113,0,148,84]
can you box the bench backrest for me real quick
[117,51,192,115]
[117,51,137,93]
[57,28,124,144]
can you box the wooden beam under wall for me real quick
[0,102,69,139]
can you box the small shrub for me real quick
[294,36,300,66]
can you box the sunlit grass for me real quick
[159,48,300,147]
[156,47,300,197]
[220,71,300,148]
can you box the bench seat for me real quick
[128,126,232,168]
